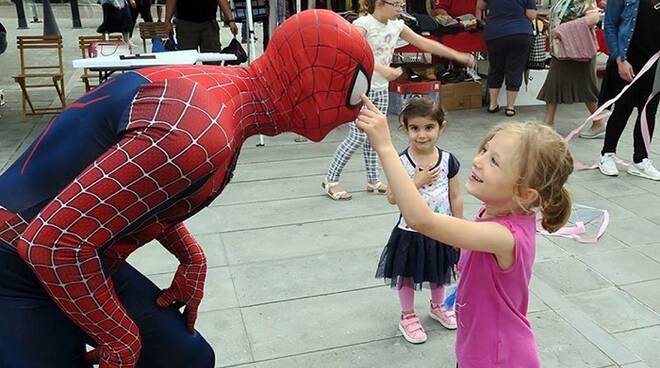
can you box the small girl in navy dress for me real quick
[375,97,463,344]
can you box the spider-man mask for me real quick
[250,10,374,142]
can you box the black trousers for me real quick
[601,57,659,163]
[129,0,153,37]
[486,33,533,92]
[131,0,153,23]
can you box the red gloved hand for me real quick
[156,260,207,334]
[84,338,141,368]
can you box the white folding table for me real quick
[72,50,238,83]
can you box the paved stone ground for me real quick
[0,5,659,368]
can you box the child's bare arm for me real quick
[449,175,463,219]
[374,64,404,81]
[399,26,476,67]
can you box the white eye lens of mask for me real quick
[349,69,369,106]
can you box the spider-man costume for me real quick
[0,10,373,368]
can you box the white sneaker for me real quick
[627,159,660,181]
[598,153,619,176]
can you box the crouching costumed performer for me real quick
[0,10,373,368]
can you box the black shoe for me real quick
[487,105,501,113]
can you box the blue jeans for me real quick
[0,242,215,368]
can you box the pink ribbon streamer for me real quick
[537,210,609,244]
[567,51,660,171]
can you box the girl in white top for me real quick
[322,0,475,201]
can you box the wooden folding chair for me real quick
[78,34,124,92]
[13,35,66,116]
[138,22,169,53]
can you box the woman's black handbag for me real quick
[221,37,248,65]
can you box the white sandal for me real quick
[321,179,352,201]
[366,181,387,194]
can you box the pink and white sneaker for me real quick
[399,312,427,344]
[430,301,457,330]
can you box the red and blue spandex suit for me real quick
[0,10,373,368]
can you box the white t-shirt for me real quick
[353,14,405,91]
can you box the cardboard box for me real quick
[441,81,482,111]
[387,80,442,115]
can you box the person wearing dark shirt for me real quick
[164,0,238,52]
[478,0,537,117]
[597,0,660,180]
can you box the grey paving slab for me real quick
[216,170,388,205]
[532,310,615,368]
[622,362,652,368]
[614,326,660,368]
[566,288,660,334]
[536,235,570,261]
[231,155,374,183]
[232,247,383,306]
[635,243,660,262]
[622,171,660,192]
[237,141,359,165]
[254,330,456,368]
[529,291,550,313]
[569,168,620,184]
[568,181,613,202]
[208,195,395,233]
[606,217,660,246]
[222,214,394,265]
[243,129,351,148]
[184,212,227,237]
[549,233,628,257]
[241,287,454,362]
[196,308,254,368]
[579,177,650,199]
[608,194,660,219]
[578,249,660,285]
[531,278,641,366]
[648,216,660,226]
[621,279,660,312]
[534,257,612,295]
[570,145,612,167]
[129,234,227,275]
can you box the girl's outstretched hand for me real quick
[356,95,393,153]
